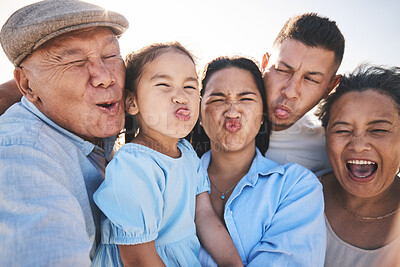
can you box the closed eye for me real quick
[104,54,117,59]
[156,83,170,87]
[208,99,223,104]
[184,85,198,90]
[276,68,290,74]
[333,129,351,134]
[370,129,389,134]
[67,59,86,67]
[305,76,320,84]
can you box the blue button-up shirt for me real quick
[199,149,326,267]
[0,97,109,266]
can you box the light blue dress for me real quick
[199,148,326,267]
[92,139,209,266]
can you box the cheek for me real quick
[201,107,222,131]
[245,105,263,129]
[382,143,400,172]
[326,135,343,162]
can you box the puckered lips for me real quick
[96,101,120,115]
[175,107,191,121]
[225,118,241,133]
[346,159,378,183]
[274,105,291,120]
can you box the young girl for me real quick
[91,43,242,266]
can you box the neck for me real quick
[330,173,400,219]
[133,131,180,158]
[90,137,103,147]
[208,144,256,182]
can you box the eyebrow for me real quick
[280,61,325,77]
[330,120,393,127]
[59,36,119,57]
[151,74,198,82]
[209,91,257,97]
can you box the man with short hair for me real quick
[261,13,345,176]
[0,0,128,265]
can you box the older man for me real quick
[0,0,128,265]
[261,13,345,176]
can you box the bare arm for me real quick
[0,79,22,114]
[119,241,166,267]
[195,192,243,267]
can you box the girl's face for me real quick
[131,51,199,139]
[200,67,263,153]
[326,89,400,198]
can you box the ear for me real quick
[125,92,139,115]
[260,52,270,73]
[325,74,342,97]
[13,67,39,103]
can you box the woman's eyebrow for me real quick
[209,92,225,97]
[367,119,393,126]
[238,92,257,96]
[329,121,351,127]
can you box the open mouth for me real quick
[346,159,378,180]
[97,102,114,108]
[96,102,119,114]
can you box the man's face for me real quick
[263,39,340,131]
[19,27,126,144]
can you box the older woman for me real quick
[317,64,400,266]
[191,56,326,266]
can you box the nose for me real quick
[88,58,115,88]
[172,88,188,104]
[281,76,301,99]
[224,101,241,118]
[347,133,371,152]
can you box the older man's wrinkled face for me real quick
[18,27,125,144]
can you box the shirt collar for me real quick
[21,96,96,156]
[201,147,286,187]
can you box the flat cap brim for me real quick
[0,0,129,66]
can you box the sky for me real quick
[0,0,399,83]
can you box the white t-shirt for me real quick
[265,112,331,177]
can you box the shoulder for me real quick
[178,138,201,163]
[0,103,45,146]
[110,143,156,169]
[178,138,197,154]
[0,104,80,159]
[257,159,321,192]
[107,143,166,179]
[281,163,320,184]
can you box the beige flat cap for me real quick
[0,0,129,66]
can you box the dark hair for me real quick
[189,56,270,157]
[274,13,345,66]
[125,41,196,95]
[124,41,196,142]
[317,64,400,129]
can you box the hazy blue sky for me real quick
[0,0,399,83]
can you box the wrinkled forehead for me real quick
[42,27,118,49]
[271,39,339,73]
[20,27,119,65]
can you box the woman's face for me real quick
[200,67,264,153]
[326,89,400,198]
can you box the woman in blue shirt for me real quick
[190,56,326,266]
